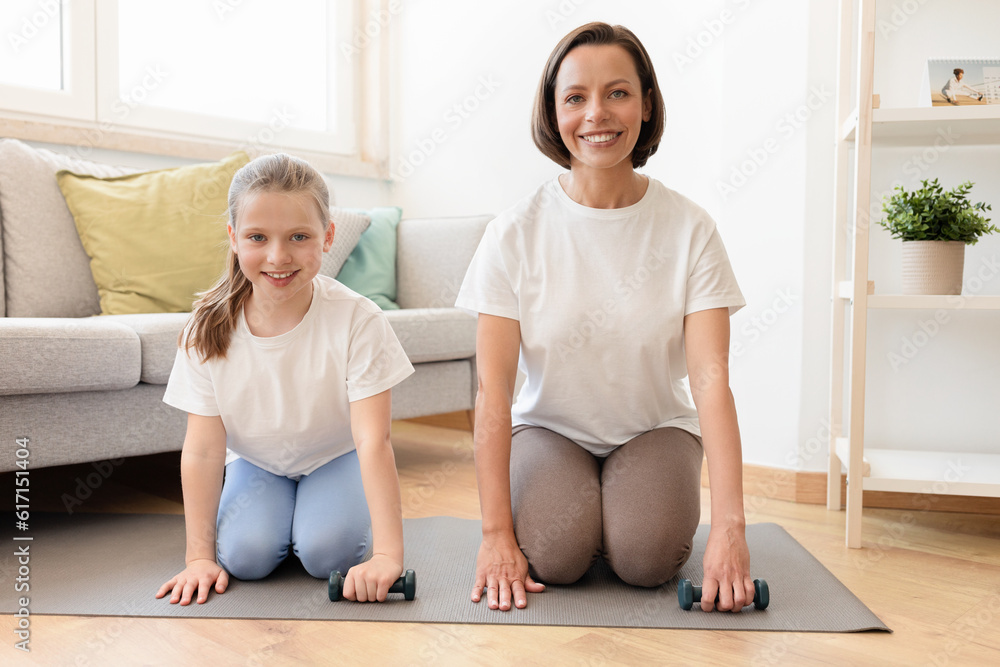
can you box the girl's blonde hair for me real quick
[180,153,331,361]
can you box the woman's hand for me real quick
[700,522,754,612]
[155,558,229,605]
[342,554,403,602]
[471,532,545,610]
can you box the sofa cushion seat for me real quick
[0,318,141,395]
[102,313,191,385]
[383,307,477,363]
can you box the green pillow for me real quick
[335,206,402,310]
[57,151,250,315]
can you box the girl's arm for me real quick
[156,413,229,605]
[343,389,405,602]
[684,307,755,612]
[470,314,545,610]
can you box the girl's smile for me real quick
[228,190,334,332]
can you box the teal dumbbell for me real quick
[677,578,769,610]
[328,569,416,601]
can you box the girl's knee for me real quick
[294,526,371,579]
[217,536,287,581]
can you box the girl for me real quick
[156,153,413,605]
[457,23,753,613]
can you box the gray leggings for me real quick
[510,425,703,587]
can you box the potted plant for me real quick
[879,179,997,295]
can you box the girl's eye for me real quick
[249,234,265,242]
[292,233,308,241]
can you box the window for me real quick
[1,0,378,170]
[0,0,95,120]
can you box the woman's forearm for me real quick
[474,387,516,538]
[695,385,746,527]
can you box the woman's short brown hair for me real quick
[531,22,665,170]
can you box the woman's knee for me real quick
[526,542,598,585]
[604,531,694,587]
[517,503,602,584]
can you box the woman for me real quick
[456,22,752,613]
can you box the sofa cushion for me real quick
[390,360,475,421]
[336,206,403,311]
[396,216,491,309]
[0,139,140,318]
[56,151,249,315]
[0,318,141,395]
[102,313,191,385]
[318,209,371,280]
[383,307,477,363]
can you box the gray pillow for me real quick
[319,209,371,279]
[0,139,140,317]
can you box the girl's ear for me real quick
[323,221,336,252]
[227,223,238,253]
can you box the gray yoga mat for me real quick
[0,512,889,632]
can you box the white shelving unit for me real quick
[826,0,1000,548]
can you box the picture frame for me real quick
[923,58,1000,106]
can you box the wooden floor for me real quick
[4,421,1000,666]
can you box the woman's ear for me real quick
[323,220,336,252]
[643,88,653,122]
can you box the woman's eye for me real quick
[566,95,583,104]
[610,90,627,99]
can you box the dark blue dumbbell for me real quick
[328,569,416,601]
[677,578,769,610]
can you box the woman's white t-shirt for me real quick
[163,275,414,478]
[455,177,745,456]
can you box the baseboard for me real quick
[404,419,1000,515]
[701,459,1000,515]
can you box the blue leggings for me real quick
[215,450,372,580]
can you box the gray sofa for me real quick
[0,139,488,472]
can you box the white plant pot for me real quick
[901,240,965,295]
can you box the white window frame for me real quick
[95,0,357,156]
[0,0,95,121]
[0,0,388,179]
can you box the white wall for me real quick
[390,0,831,471]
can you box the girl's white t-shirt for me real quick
[455,177,745,456]
[163,275,414,478]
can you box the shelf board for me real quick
[873,106,1000,145]
[859,449,1000,496]
[867,295,1000,310]
[841,105,1000,144]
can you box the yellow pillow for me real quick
[57,151,250,315]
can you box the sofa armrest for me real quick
[396,215,491,310]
